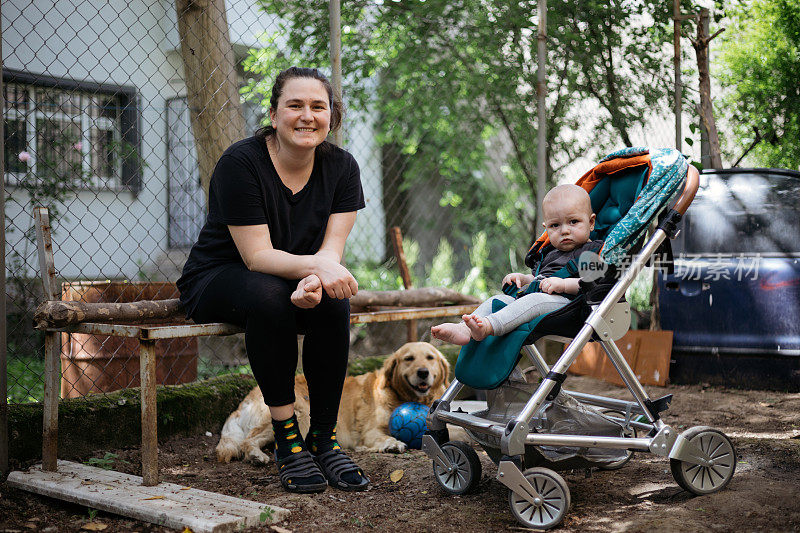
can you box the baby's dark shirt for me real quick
[534,239,605,278]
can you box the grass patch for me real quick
[7,356,45,404]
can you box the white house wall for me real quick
[3,0,182,281]
[4,0,385,280]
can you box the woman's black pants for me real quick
[190,265,350,426]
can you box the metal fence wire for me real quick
[2,0,701,405]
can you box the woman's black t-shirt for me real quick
[177,136,366,317]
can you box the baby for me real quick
[431,184,603,345]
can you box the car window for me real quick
[677,172,800,255]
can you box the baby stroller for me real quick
[422,148,736,529]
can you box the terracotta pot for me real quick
[59,281,197,399]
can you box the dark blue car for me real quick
[658,168,800,389]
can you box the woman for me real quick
[177,67,368,493]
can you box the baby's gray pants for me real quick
[474,293,571,337]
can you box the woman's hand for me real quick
[502,272,535,288]
[291,274,323,308]
[313,256,359,299]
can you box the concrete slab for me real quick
[7,460,288,533]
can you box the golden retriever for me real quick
[216,342,450,463]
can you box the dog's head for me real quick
[382,342,450,403]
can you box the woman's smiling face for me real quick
[269,77,331,151]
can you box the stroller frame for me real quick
[422,165,736,529]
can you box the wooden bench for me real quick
[32,207,478,486]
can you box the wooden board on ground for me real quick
[7,461,288,533]
[567,330,673,386]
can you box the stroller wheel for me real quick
[597,409,637,471]
[670,426,737,495]
[508,467,570,530]
[432,441,481,495]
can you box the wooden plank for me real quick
[600,335,641,387]
[41,332,60,472]
[140,340,158,486]
[7,461,288,533]
[33,207,57,301]
[631,330,673,386]
[139,322,243,340]
[567,330,672,387]
[390,226,418,342]
[350,304,478,324]
[45,322,245,339]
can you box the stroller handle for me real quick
[670,164,700,215]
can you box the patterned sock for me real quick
[272,414,325,487]
[307,424,363,485]
[306,423,341,455]
[273,414,307,460]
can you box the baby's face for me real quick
[543,196,595,252]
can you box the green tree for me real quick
[245,0,673,278]
[717,0,800,169]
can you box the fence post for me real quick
[535,0,547,233]
[0,44,7,475]
[140,339,159,486]
[34,208,60,471]
[329,0,343,147]
[390,227,418,342]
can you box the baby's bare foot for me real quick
[431,323,472,345]
[463,314,493,341]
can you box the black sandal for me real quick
[313,449,370,492]
[275,450,328,493]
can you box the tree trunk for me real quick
[34,288,481,328]
[34,299,186,329]
[176,0,245,201]
[692,9,723,169]
[649,267,661,331]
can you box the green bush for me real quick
[6,356,45,404]
[626,267,654,312]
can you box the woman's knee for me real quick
[309,294,350,319]
[299,295,350,337]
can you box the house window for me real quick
[3,71,141,192]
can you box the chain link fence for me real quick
[3,0,703,406]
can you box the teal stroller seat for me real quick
[455,147,689,390]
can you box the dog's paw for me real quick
[377,437,408,454]
[245,448,271,464]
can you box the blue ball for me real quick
[389,401,429,449]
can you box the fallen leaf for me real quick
[182,527,194,533]
[390,469,404,483]
[81,523,108,531]
[142,496,165,500]
[271,526,292,533]
[180,487,192,490]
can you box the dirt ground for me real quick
[3,375,800,532]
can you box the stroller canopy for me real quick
[527,147,689,267]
